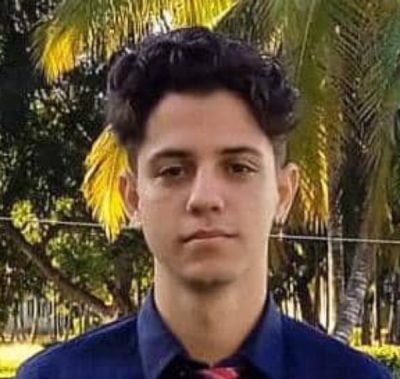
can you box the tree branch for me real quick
[2,222,114,318]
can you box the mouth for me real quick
[181,229,237,243]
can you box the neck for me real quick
[154,267,268,365]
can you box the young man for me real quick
[18,27,392,379]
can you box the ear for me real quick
[275,162,300,224]
[119,171,139,221]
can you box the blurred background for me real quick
[1,0,400,377]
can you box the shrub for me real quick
[356,345,400,378]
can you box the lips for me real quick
[181,229,236,243]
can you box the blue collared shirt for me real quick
[17,293,393,379]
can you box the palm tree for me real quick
[32,0,400,342]
[329,0,400,342]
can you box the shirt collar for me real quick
[137,292,184,379]
[137,291,283,379]
[240,296,284,379]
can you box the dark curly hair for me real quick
[106,26,298,165]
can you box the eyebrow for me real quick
[220,146,263,158]
[149,149,192,164]
[149,145,263,163]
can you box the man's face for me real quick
[121,90,298,289]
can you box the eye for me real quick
[227,162,256,175]
[157,165,186,178]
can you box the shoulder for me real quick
[281,316,393,379]
[16,314,139,379]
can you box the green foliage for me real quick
[32,0,237,80]
[48,231,113,293]
[356,345,400,378]
[0,233,46,331]
[54,197,74,216]
[2,0,400,339]
[11,200,42,244]
[0,0,150,319]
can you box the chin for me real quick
[184,277,232,292]
[181,268,239,291]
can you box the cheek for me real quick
[243,175,279,216]
[137,185,181,252]
[243,192,278,258]
[141,210,175,262]
[246,196,277,233]
[240,186,279,249]
[137,180,168,216]
[139,192,167,231]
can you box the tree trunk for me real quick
[361,286,372,345]
[313,258,321,326]
[79,305,84,335]
[326,116,346,330]
[29,295,39,343]
[10,303,18,343]
[326,199,345,333]
[333,240,374,343]
[18,301,26,342]
[64,312,71,341]
[10,316,16,343]
[83,305,90,332]
[373,256,382,345]
[395,291,400,344]
[52,293,58,342]
[395,273,400,344]
[388,271,400,344]
[387,293,395,344]
[296,279,317,326]
[107,250,135,316]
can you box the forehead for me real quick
[137,90,273,159]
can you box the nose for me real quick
[185,166,225,215]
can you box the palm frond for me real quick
[361,123,392,238]
[216,0,276,47]
[331,1,400,244]
[217,0,335,231]
[289,107,330,232]
[32,0,238,81]
[82,125,129,241]
[287,3,341,231]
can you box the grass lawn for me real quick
[0,343,43,379]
